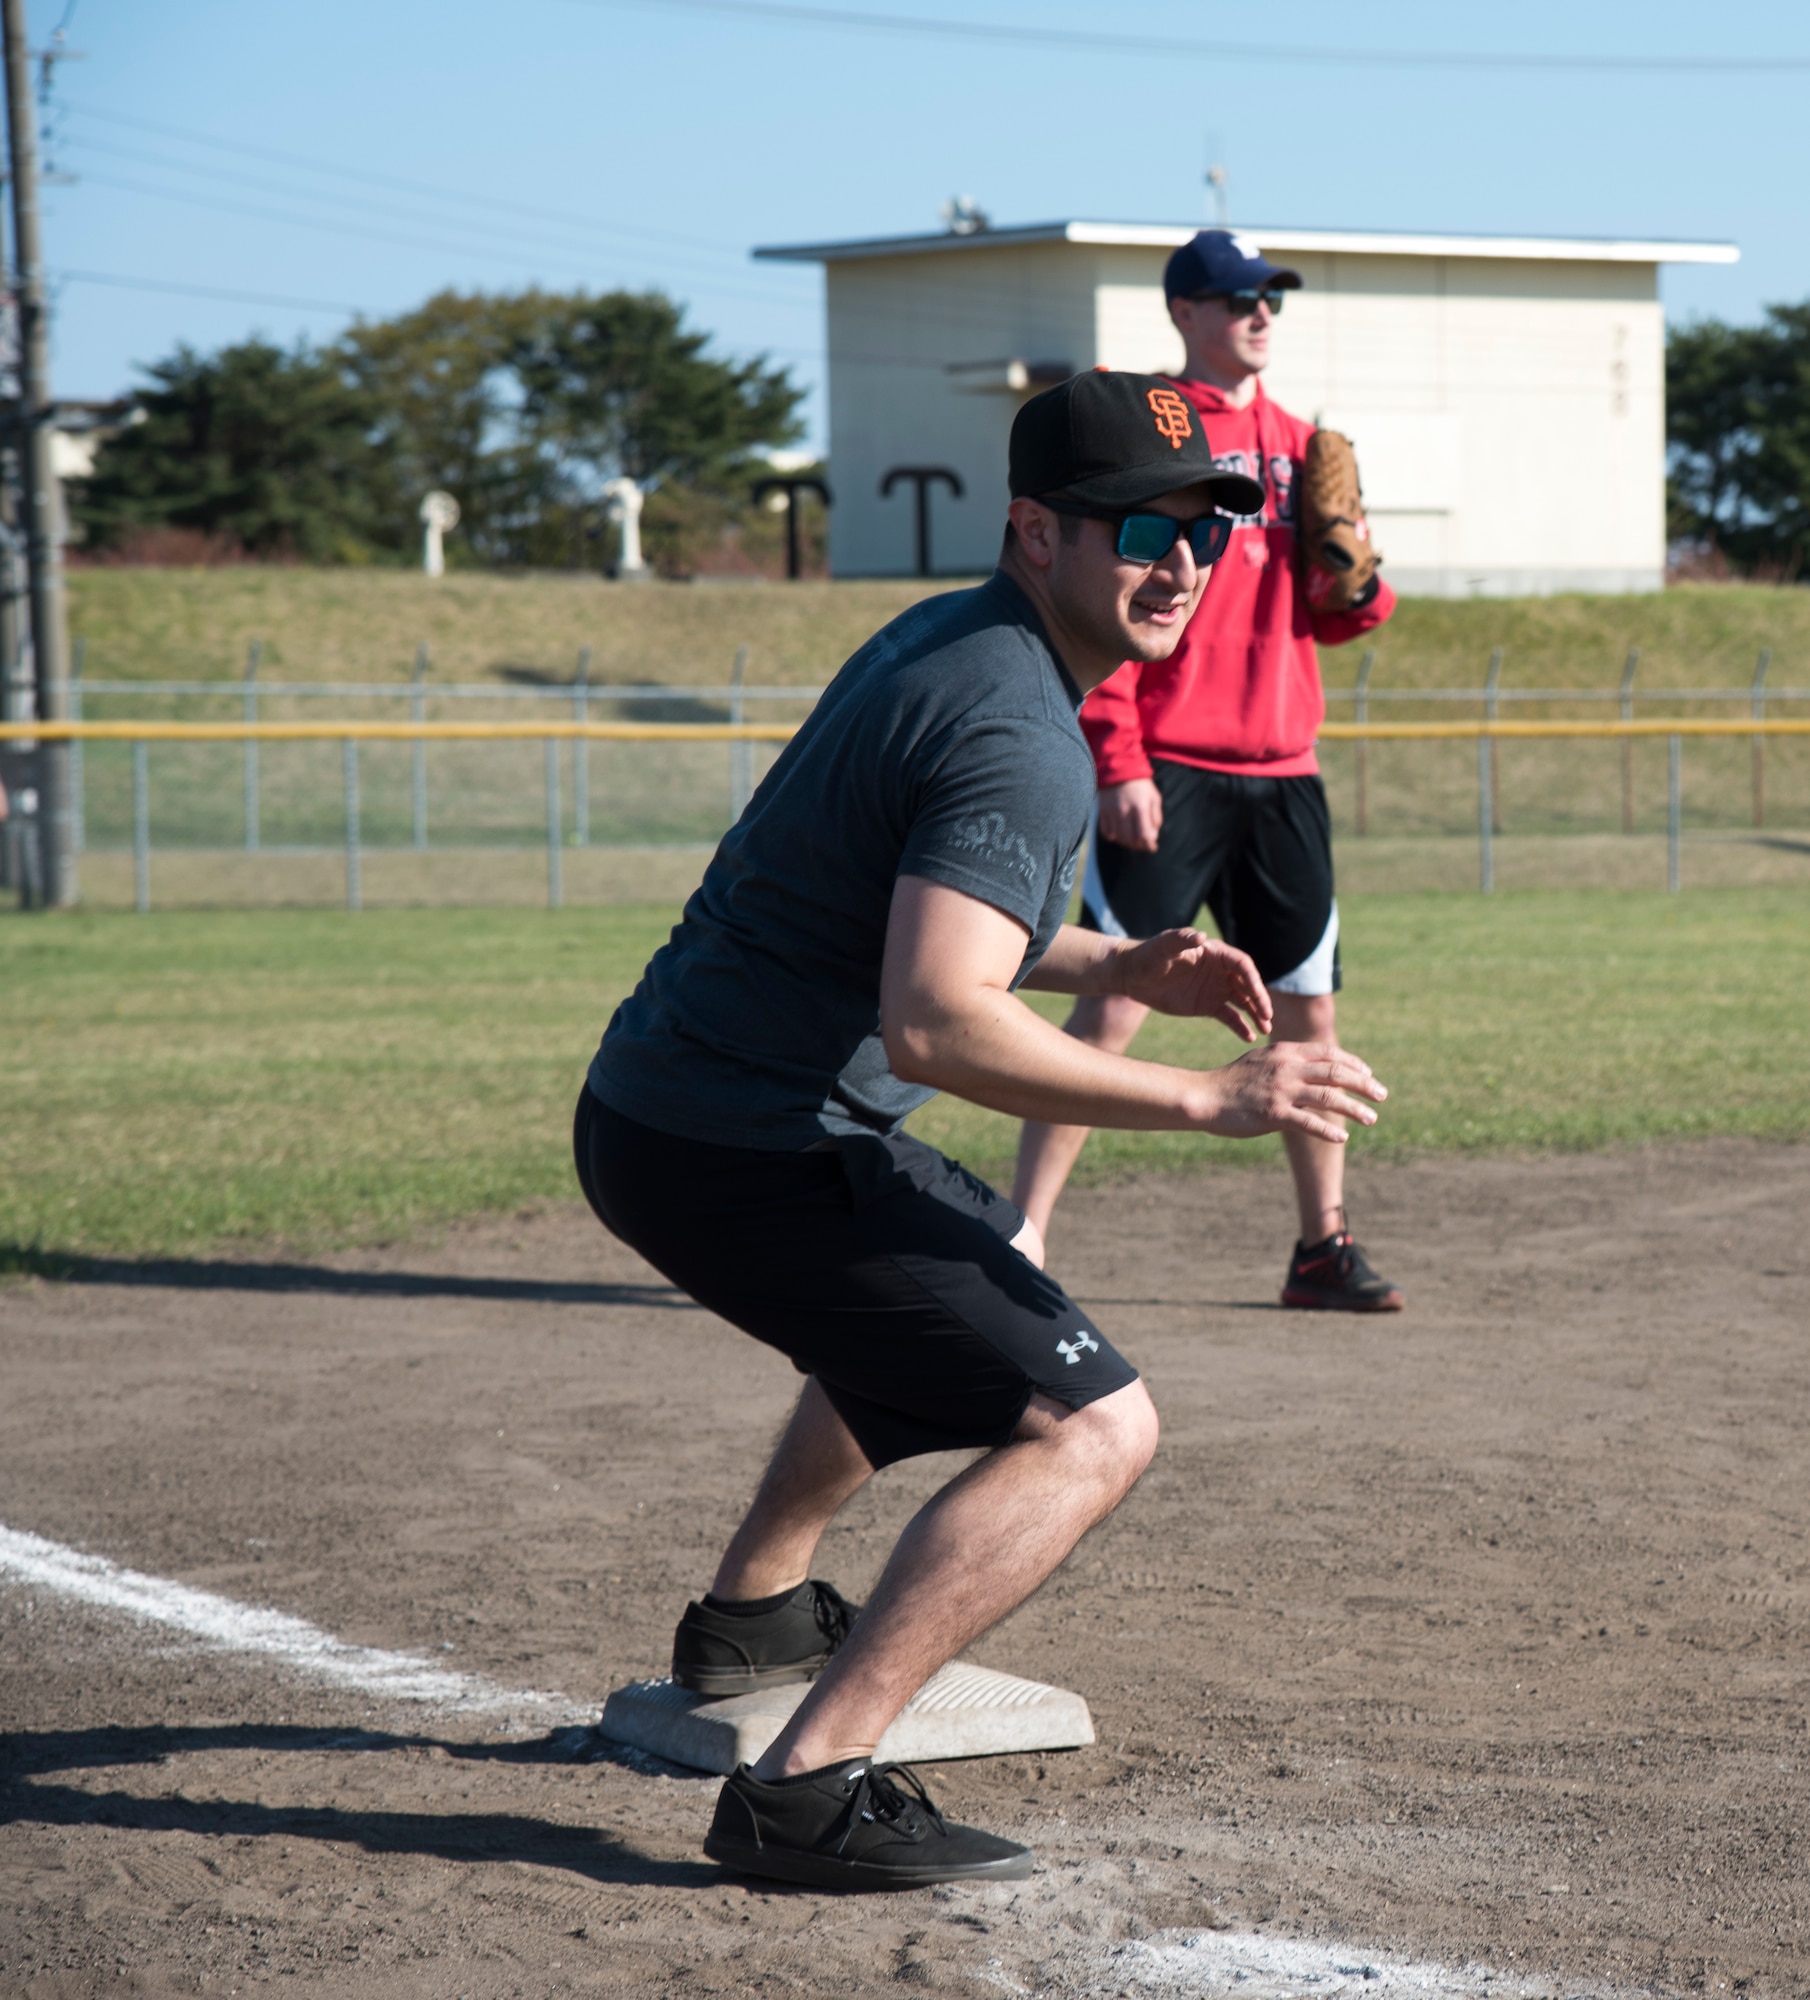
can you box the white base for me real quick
[597,1660,1094,1775]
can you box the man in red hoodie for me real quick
[1012,229,1402,1311]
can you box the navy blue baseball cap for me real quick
[1163,228,1302,302]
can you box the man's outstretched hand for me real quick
[1116,928,1273,1041]
[1196,1040,1387,1145]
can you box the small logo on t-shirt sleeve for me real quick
[948,810,1039,884]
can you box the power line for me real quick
[55,166,820,323]
[59,141,818,314]
[69,171,817,322]
[63,99,744,257]
[65,131,738,271]
[567,0,1810,73]
[53,268,363,314]
[71,167,596,277]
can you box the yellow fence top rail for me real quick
[5,717,1810,745]
[0,719,801,744]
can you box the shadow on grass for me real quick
[0,1244,697,1310]
[0,1721,719,1889]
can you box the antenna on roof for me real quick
[1205,162,1230,227]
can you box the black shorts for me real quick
[573,1089,1137,1469]
[1081,761,1340,995]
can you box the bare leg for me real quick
[709,1378,875,1600]
[1272,989,1346,1242]
[751,1378,1160,1778]
[1010,992,1150,1242]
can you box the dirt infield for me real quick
[3,1140,1807,1998]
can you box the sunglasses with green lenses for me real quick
[1045,501,1235,567]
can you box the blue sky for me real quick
[32,0,1807,447]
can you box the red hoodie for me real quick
[1081,375,1395,783]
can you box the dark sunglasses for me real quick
[1187,288,1286,319]
[1044,500,1234,567]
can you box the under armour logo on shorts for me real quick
[1056,1330,1100,1366]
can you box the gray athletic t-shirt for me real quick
[588,572,1096,1150]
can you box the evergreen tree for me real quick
[1668,306,1810,575]
[75,338,387,561]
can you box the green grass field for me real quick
[3,890,1804,1265]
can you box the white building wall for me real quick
[824,245,1095,577]
[820,235,1669,593]
[1094,246,1664,595]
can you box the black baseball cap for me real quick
[1163,228,1302,302]
[1009,369,1266,515]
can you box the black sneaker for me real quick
[703,1758,1033,1890]
[672,1580,859,1697]
[1282,1229,1404,1312]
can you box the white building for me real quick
[755,221,1738,596]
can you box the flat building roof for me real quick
[754,220,1740,267]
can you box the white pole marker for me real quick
[419,489,461,578]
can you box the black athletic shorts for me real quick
[1081,760,1340,994]
[573,1088,1137,1469]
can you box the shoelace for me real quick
[834,1762,947,1852]
[809,1580,858,1647]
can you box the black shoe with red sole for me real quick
[1281,1230,1404,1312]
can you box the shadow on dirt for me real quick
[0,1723,719,1888]
[0,1722,616,1776]
[0,1247,697,1309]
[1071,1295,1288,1313]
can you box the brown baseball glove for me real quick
[1298,429,1381,613]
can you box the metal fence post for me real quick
[728,644,752,823]
[243,638,262,851]
[1483,647,1504,835]
[1668,733,1682,893]
[69,633,84,854]
[573,645,591,847]
[411,642,429,850]
[1477,732,1494,893]
[1752,648,1772,828]
[132,738,149,913]
[1353,648,1374,836]
[1619,647,1639,833]
[343,737,361,912]
[544,735,563,909]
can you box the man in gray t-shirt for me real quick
[575,370,1387,1891]
[590,568,1098,1148]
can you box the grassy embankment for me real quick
[3,890,1804,1263]
[60,571,1810,877]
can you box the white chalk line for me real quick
[0,1527,1642,1997]
[1103,1926,1627,2000]
[0,1523,595,1725]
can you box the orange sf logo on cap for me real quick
[1146,387,1193,449]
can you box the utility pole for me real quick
[3,0,74,905]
